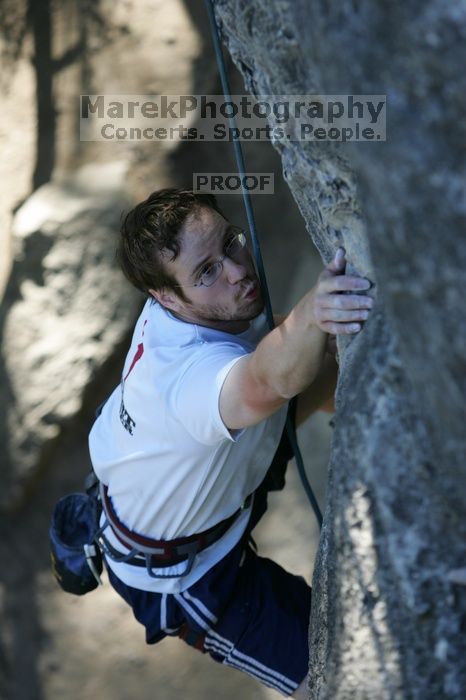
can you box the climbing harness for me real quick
[97,482,252,579]
[49,406,254,593]
[204,0,323,528]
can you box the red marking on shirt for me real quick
[124,342,144,381]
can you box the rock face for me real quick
[0,163,141,510]
[211,1,466,698]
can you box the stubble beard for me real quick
[185,284,264,325]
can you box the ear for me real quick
[149,287,183,312]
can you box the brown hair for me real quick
[117,188,224,298]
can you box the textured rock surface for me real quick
[0,162,141,510]
[212,1,466,698]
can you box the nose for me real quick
[223,256,248,284]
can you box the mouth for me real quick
[243,282,259,300]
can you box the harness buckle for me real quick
[145,541,199,579]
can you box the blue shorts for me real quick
[107,534,311,696]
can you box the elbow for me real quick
[249,375,293,408]
[249,359,295,404]
[240,372,289,418]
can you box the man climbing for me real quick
[88,188,373,698]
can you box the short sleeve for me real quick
[169,343,248,445]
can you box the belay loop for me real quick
[204,0,323,528]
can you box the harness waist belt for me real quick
[99,483,252,567]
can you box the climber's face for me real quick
[149,206,264,333]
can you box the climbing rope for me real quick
[204,0,323,528]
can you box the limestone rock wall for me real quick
[0,163,141,509]
[211,1,466,698]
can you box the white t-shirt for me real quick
[88,300,288,593]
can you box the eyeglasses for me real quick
[175,227,248,288]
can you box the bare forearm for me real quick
[220,248,372,430]
[250,292,327,399]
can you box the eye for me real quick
[200,262,219,284]
[199,262,213,277]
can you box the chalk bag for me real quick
[49,492,103,595]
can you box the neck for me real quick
[167,308,251,334]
